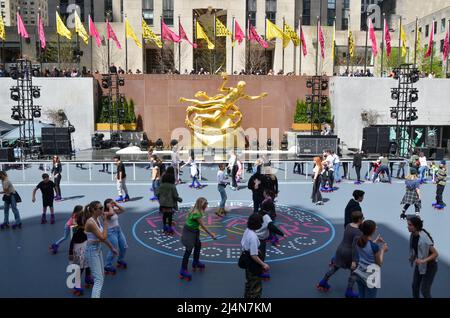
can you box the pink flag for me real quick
[443,26,449,60]
[248,23,268,48]
[384,18,391,57]
[17,13,29,39]
[234,20,245,44]
[299,25,307,56]
[89,15,102,48]
[318,21,325,59]
[425,21,434,58]
[107,21,122,49]
[162,20,181,43]
[179,22,196,47]
[38,14,46,49]
[369,19,377,57]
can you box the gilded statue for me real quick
[180,73,268,135]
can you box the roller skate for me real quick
[41,214,47,224]
[124,194,130,202]
[400,211,407,220]
[192,261,205,272]
[49,243,59,254]
[0,223,10,230]
[270,235,280,246]
[345,288,359,298]
[12,223,22,229]
[434,203,446,210]
[179,268,192,281]
[50,214,55,225]
[259,270,271,281]
[432,202,437,206]
[104,266,117,276]
[85,275,94,288]
[329,256,336,267]
[116,196,124,202]
[354,180,364,185]
[215,208,225,217]
[149,196,158,201]
[316,278,331,292]
[73,287,84,296]
[166,226,175,235]
[117,260,128,269]
[162,225,169,234]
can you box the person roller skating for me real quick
[156,167,182,235]
[49,205,82,254]
[400,168,422,219]
[32,174,57,225]
[433,161,447,210]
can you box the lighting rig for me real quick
[305,76,329,135]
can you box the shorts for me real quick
[43,197,54,208]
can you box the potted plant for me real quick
[292,99,331,131]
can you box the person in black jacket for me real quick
[344,190,364,227]
[51,156,63,200]
[352,151,363,184]
[248,161,266,213]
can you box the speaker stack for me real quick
[362,127,390,155]
[0,148,15,162]
[41,127,73,156]
[296,135,339,156]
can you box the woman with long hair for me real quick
[407,216,438,298]
[179,197,216,281]
[311,157,324,205]
[0,171,22,229]
[103,198,128,275]
[51,156,63,201]
[400,168,422,219]
[354,220,388,298]
[156,167,182,235]
[84,201,117,298]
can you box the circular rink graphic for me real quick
[132,201,335,264]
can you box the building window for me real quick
[104,0,113,21]
[425,24,429,37]
[247,0,257,27]
[142,0,153,25]
[442,18,446,33]
[163,0,173,26]
[266,0,276,24]
[75,0,84,21]
[342,0,349,29]
[327,0,335,26]
[434,21,437,34]
[441,39,445,52]
[302,0,310,26]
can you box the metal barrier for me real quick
[0,160,437,184]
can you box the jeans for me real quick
[373,165,391,183]
[3,193,21,225]
[333,163,341,182]
[152,179,160,194]
[412,261,437,298]
[418,166,428,181]
[191,176,201,187]
[218,185,227,208]
[396,162,406,178]
[105,226,128,268]
[55,224,71,246]
[116,178,129,197]
[85,243,104,298]
[357,277,378,298]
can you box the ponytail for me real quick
[357,220,377,248]
[422,229,434,244]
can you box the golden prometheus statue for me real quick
[179,73,268,148]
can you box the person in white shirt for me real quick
[216,164,228,217]
[331,150,341,183]
[418,152,428,183]
[227,150,238,190]
[241,213,269,298]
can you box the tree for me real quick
[375,47,407,76]
[41,34,77,69]
[417,46,443,77]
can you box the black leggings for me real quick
[54,174,62,196]
[162,211,173,227]
[412,262,437,298]
[324,265,357,290]
[182,239,201,270]
[231,165,238,188]
[403,203,420,213]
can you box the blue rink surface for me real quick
[1,168,450,298]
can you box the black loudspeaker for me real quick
[41,127,72,155]
[296,135,339,156]
[429,148,445,160]
[362,127,390,154]
[0,148,14,162]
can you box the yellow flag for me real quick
[56,12,72,40]
[266,19,290,48]
[284,22,300,46]
[126,18,142,48]
[331,19,336,60]
[215,18,231,37]
[0,15,6,41]
[196,22,214,50]
[349,30,355,57]
[400,23,407,57]
[74,11,88,44]
[142,19,162,48]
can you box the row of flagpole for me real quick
[1,11,449,75]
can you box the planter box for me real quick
[96,123,137,131]
[292,123,322,131]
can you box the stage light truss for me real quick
[305,76,329,135]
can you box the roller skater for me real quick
[216,164,228,217]
[320,162,335,192]
[104,198,128,275]
[179,198,216,281]
[49,205,82,254]
[51,156,63,201]
[400,168,422,219]
[311,157,324,205]
[149,155,163,201]
[0,171,22,230]
[434,161,447,210]
[32,174,57,225]
[114,156,130,203]
[156,167,182,235]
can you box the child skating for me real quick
[32,173,57,224]
[49,205,83,254]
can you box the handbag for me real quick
[13,191,22,203]
[238,250,263,275]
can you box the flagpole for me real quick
[38,9,42,73]
[213,10,216,74]
[364,13,368,72]
[293,20,296,74]
[447,20,450,76]
[414,17,418,67]
[160,15,163,73]
[316,16,319,76]
[18,7,23,59]
[430,19,434,74]
[264,16,267,74]
[247,14,250,74]
[57,6,61,68]
[125,15,128,73]
[231,16,235,75]
[76,32,80,72]
[90,15,93,73]
[346,14,350,74]
[194,13,198,73]
[299,16,302,76]
[142,15,145,74]
[107,17,111,74]
[398,16,402,67]
[381,13,385,77]
[178,15,181,73]
[282,16,285,74]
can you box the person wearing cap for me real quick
[435,161,447,208]
[400,168,422,219]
